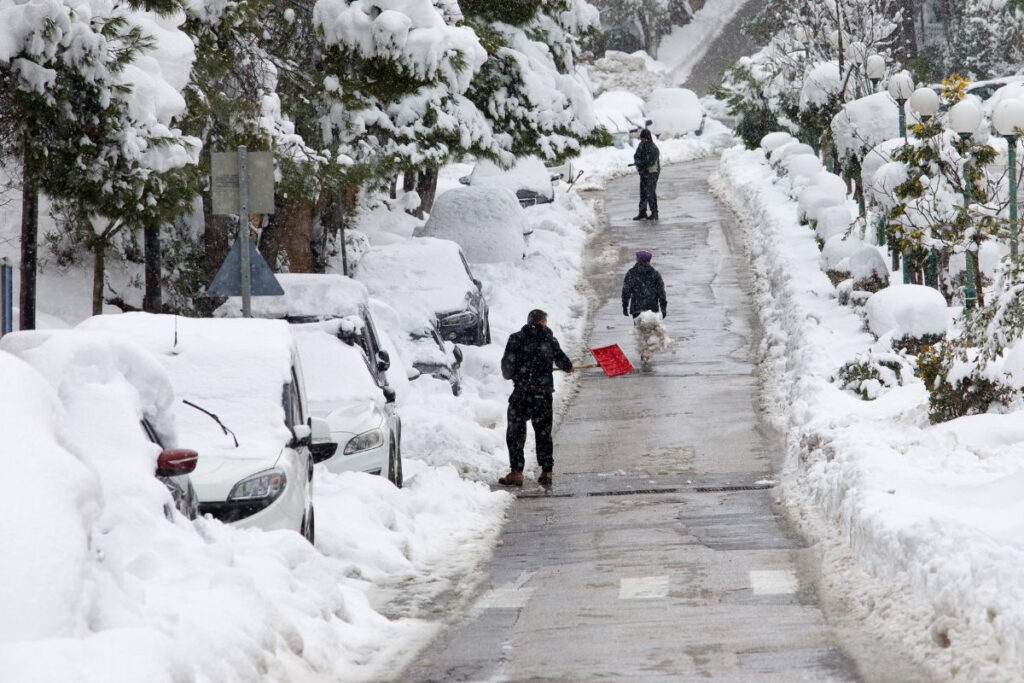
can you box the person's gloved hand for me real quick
[661,309,667,319]
[623,308,629,316]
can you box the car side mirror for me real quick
[290,423,311,449]
[307,417,337,463]
[156,448,198,477]
[383,387,397,404]
[376,349,391,372]
[453,345,463,364]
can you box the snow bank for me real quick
[217,273,368,320]
[865,284,948,339]
[715,145,1024,681]
[416,186,527,263]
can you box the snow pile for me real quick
[586,50,668,97]
[714,145,1024,681]
[645,87,704,138]
[864,284,948,339]
[0,351,97,644]
[416,187,527,263]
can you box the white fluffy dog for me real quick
[633,310,673,370]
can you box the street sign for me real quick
[207,238,284,297]
[211,151,275,215]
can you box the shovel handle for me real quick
[555,363,598,371]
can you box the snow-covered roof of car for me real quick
[593,89,646,134]
[215,273,369,320]
[646,87,703,138]
[78,313,295,469]
[415,186,527,263]
[468,156,553,198]
[290,321,383,414]
[355,237,475,317]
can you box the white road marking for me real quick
[749,569,798,595]
[618,575,670,599]
[473,571,536,613]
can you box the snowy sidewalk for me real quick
[400,159,890,680]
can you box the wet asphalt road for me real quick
[400,159,872,681]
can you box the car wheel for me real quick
[387,443,403,488]
[301,508,315,544]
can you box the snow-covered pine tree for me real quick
[945,0,1020,79]
[461,0,603,163]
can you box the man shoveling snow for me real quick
[622,250,671,370]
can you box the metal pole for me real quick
[1,258,12,337]
[238,145,252,317]
[897,99,907,140]
[961,133,977,309]
[1009,135,1019,261]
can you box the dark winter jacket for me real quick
[633,139,660,176]
[622,262,667,317]
[501,324,573,391]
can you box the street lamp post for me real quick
[993,99,1024,260]
[866,54,885,93]
[909,87,942,287]
[949,98,983,309]
[885,71,915,270]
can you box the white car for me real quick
[292,320,403,485]
[460,156,555,207]
[80,313,333,542]
[216,273,404,484]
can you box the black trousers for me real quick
[506,389,554,472]
[638,172,659,216]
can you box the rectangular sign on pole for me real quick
[211,151,275,216]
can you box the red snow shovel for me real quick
[584,344,634,377]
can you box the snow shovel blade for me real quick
[589,344,633,377]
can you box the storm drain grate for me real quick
[587,488,680,497]
[694,484,775,493]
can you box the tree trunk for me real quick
[92,236,105,316]
[416,166,439,217]
[19,145,37,331]
[316,195,344,273]
[282,199,315,273]
[259,195,288,269]
[970,249,984,307]
[143,224,162,313]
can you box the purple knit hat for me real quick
[636,250,652,263]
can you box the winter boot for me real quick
[498,470,524,487]
[648,212,658,220]
[538,471,553,487]
[632,213,648,220]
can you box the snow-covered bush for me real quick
[821,234,863,283]
[815,205,853,243]
[834,247,889,305]
[865,284,947,353]
[834,348,907,400]
[784,154,826,187]
[797,174,846,225]
[759,131,794,153]
[770,141,815,167]
[646,87,704,138]
[918,342,1016,423]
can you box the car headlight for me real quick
[228,468,287,502]
[344,429,384,455]
[440,311,477,327]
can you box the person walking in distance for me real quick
[498,309,574,487]
[633,128,661,221]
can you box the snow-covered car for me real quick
[216,273,404,482]
[291,320,404,485]
[369,299,464,396]
[460,156,555,207]
[645,87,705,138]
[0,329,201,521]
[968,75,1024,101]
[414,186,527,263]
[80,313,333,543]
[355,237,491,345]
[593,89,647,147]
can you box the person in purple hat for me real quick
[621,250,667,319]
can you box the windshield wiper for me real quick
[182,399,239,447]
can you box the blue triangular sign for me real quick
[207,238,284,297]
